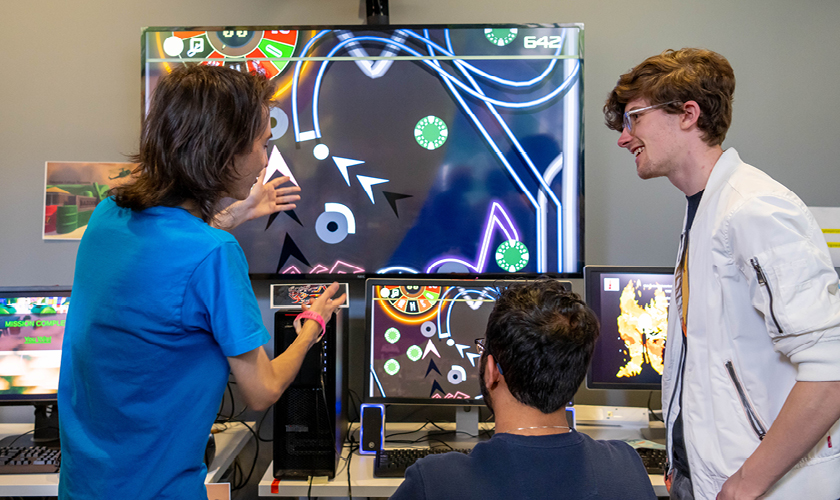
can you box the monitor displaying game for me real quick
[364,278,507,405]
[584,267,674,391]
[141,24,584,277]
[0,287,69,404]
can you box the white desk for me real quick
[258,423,668,498]
[0,421,255,497]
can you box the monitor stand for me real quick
[455,406,479,439]
[33,404,60,443]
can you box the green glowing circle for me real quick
[384,358,401,376]
[495,239,529,272]
[406,345,422,362]
[385,327,401,344]
[414,116,449,150]
[484,28,518,47]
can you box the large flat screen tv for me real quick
[141,24,584,278]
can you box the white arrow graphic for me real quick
[357,175,389,204]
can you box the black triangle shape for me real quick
[383,191,412,218]
[265,209,303,231]
[425,358,441,378]
[430,379,445,398]
[275,233,311,274]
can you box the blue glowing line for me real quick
[376,266,420,274]
[370,366,386,397]
[443,288,495,350]
[400,29,562,88]
[443,31,570,273]
[419,38,539,211]
[444,30,564,211]
[309,36,581,138]
[292,29,331,142]
[435,286,458,340]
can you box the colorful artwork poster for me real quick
[43,161,136,240]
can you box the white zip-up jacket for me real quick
[662,148,840,499]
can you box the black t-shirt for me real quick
[672,189,704,478]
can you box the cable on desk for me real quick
[230,421,259,491]
[256,406,272,443]
[5,428,37,448]
[385,421,434,440]
[215,382,235,422]
[648,391,663,422]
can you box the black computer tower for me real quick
[273,311,348,479]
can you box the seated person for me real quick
[389,279,657,500]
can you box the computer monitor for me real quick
[0,287,68,404]
[584,266,673,391]
[141,24,584,278]
[0,286,69,442]
[364,278,505,406]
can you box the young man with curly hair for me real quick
[604,48,840,500]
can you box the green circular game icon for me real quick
[414,116,449,150]
[385,327,401,344]
[484,28,518,47]
[406,345,422,362]
[495,239,529,272]
[384,359,401,376]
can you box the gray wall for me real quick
[2,0,839,416]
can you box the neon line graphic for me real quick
[540,153,565,272]
[370,367,386,397]
[404,29,562,88]
[425,54,539,210]
[292,29,331,142]
[425,201,520,274]
[376,266,419,274]
[329,260,365,274]
[444,30,562,273]
[307,35,581,138]
[283,261,365,274]
[335,30,406,78]
[431,287,493,364]
[288,28,582,273]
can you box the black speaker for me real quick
[273,310,348,479]
[360,403,385,454]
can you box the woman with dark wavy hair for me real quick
[58,65,346,500]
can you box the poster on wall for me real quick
[43,161,136,240]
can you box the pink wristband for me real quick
[294,310,326,338]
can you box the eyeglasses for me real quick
[475,338,486,354]
[475,338,504,375]
[623,101,679,132]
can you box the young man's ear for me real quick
[679,100,702,130]
[484,354,503,389]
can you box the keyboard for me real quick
[635,447,666,475]
[0,445,60,474]
[373,447,471,477]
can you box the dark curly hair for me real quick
[603,48,735,146]
[482,279,600,414]
[114,65,275,223]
